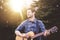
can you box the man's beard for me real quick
[27,16,33,19]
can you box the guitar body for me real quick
[16,31,34,40]
[16,36,27,40]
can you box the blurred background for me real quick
[0,0,60,40]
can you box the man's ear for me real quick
[33,12,35,15]
[35,7,39,11]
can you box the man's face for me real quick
[27,9,33,18]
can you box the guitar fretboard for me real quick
[32,32,44,39]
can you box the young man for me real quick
[15,8,49,40]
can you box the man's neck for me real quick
[28,16,35,22]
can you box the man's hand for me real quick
[44,30,50,36]
[15,31,29,38]
[26,31,35,37]
[21,33,29,38]
[22,31,35,38]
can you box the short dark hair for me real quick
[27,8,35,13]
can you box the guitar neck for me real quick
[31,26,58,39]
[32,32,44,39]
[32,29,51,39]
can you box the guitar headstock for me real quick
[49,26,58,33]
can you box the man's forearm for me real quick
[15,31,22,36]
[15,30,30,38]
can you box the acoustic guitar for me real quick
[16,26,58,40]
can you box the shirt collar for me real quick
[27,18,37,23]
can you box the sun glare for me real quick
[8,0,38,19]
[8,0,24,12]
[8,0,34,12]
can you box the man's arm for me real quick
[38,20,50,36]
[15,21,26,37]
[15,31,22,37]
[15,20,29,38]
[38,20,46,32]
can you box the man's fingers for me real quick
[44,30,50,36]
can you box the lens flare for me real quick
[8,0,35,12]
[8,0,38,19]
